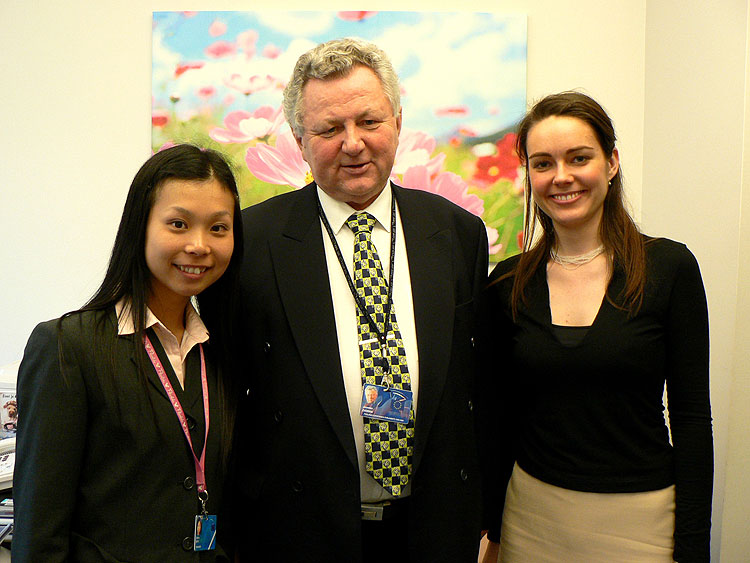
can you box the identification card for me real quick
[194,514,217,551]
[360,384,412,424]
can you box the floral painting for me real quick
[152,11,526,260]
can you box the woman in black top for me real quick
[480,92,712,562]
[13,145,243,562]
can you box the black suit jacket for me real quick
[12,309,229,563]
[232,183,488,562]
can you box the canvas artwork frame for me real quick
[152,10,527,260]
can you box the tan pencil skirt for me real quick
[500,463,676,563]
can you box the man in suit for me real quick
[233,38,489,562]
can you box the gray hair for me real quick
[283,37,401,137]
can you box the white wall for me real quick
[1,1,747,559]
[719,4,750,561]
[642,2,749,560]
[1,2,154,364]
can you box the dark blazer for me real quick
[12,309,229,563]
[232,183,488,562]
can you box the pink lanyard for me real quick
[143,333,210,493]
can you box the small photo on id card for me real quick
[360,384,412,424]
[194,514,217,551]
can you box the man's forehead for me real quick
[300,73,392,123]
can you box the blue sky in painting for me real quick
[152,11,526,140]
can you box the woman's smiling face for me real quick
[526,115,619,233]
[144,177,235,315]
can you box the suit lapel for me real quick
[393,186,455,475]
[110,308,171,404]
[268,185,358,469]
[135,328,176,403]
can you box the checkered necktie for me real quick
[347,212,414,497]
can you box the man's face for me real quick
[365,387,378,404]
[295,65,401,210]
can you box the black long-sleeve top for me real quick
[481,237,713,562]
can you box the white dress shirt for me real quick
[115,298,208,388]
[317,184,419,502]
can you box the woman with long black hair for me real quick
[13,145,243,562]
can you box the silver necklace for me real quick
[550,245,605,269]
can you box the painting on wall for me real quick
[152,11,526,260]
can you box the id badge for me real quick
[360,384,412,424]
[194,514,217,551]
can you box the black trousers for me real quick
[361,499,410,563]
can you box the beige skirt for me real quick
[500,464,675,563]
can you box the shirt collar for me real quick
[316,182,393,235]
[115,298,209,344]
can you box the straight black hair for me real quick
[61,144,244,468]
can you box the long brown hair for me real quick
[507,91,645,317]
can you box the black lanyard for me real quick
[317,194,398,355]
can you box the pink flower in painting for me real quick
[338,11,377,21]
[401,166,484,217]
[152,109,169,127]
[262,43,281,59]
[182,11,197,18]
[156,141,177,153]
[486,226,503,254]
[223,93,236,106]
[197,86,216,99]
[209,20,227,37]
[223,73,275,96]
[435,105,470,117]
[392,129,445,178]
[401,165,501,253]
[245,128,311,188]
[237,30,258,60]
[175,61,204,77]
[458,126,477,137]
[209,106,286,144]
[205,40,236,59]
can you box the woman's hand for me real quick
[478,532,500,563]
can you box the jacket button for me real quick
[263,341,271,353]
[183,476,195,490]
[292,480,304,492]
[467,400,474,412]
[460,469,469,482]
[273,410,283,424]
[470,337,476,348]
[187,417,196,430]
[182,536,193,551]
